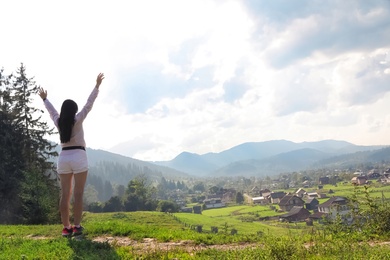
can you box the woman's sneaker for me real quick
[62,227,73,237]
[73,225,84,236]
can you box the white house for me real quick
[252,196,268,205]
[203,198,225,209]
[310,196,352,223]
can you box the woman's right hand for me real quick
[96,73,105,88]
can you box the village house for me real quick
[278,194,305,212]
[221,188,236,203]
[306,192,319,198]
[279,206,311,222]
[252,196,268,205]
[270,191,286,204]
[203,198,225,209]
[351,176,368,185]
[305,197,319,211]
[302,180,311,188]
[260,188,271,197]
[380,174,390,184]
[367,170,381,179]
[310,196,351,223]
[295,188,306,198]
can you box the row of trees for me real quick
[0,64,60,224]
[88,175,180,213]
[84,168,189,204]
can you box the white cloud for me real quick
[2,0,390,161]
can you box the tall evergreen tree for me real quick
[10,64,57,170]
[0,64,60,224]
[0,107,25,223]
[0,67,25,223]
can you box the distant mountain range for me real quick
[152,140,390,177]
[58,140,390,181]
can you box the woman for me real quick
[38,73,104,237]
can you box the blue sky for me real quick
[1,0,390,161]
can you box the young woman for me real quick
[38,73,104,237]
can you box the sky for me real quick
[1,0,390,161]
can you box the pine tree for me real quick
[0,67,25,223]
[0,105,25,223]
[0,64,60,224]
[10,63,57,170]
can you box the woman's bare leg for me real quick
[73,171,88,226]
[59,173,73,227]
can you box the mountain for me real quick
[87,148,189,182]
[154,151,218,176]
[154,140,313,174]
[152,140,388,177]
[214,148,330,177]
[312,147,390,169]
[52,140,389,181]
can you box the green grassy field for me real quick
[2,183,390,259]
[175,204,299,236]
[2,210,390,259]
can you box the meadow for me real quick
[2,182,390,259]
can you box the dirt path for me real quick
[24,235,390,253]
[92,236,260,253]
[91,236,390,253]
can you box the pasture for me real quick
[2,182,390,259]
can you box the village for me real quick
[177,168,390,225]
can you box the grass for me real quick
[0,237,120,260]
[2,182,390,259]
[175,205,298,237]
[2,214,390,260]
[1,211,390,259]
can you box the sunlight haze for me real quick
[1,0,390,161]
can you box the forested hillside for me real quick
[80,148,190,203]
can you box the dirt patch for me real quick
[92,236,259,252]
[25,235,53,240]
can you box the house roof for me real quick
[279,195,303,206]
[203,198,222,202]
[270,191,286,199]
[252,196,266,201]
[262,192,271,197]
[305,197,318,203]
[318,196,348,208]
[351,176,367,181]
[279,206,310,218]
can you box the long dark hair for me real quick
[58,99,78,143]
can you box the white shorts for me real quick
[57,149,88,174]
